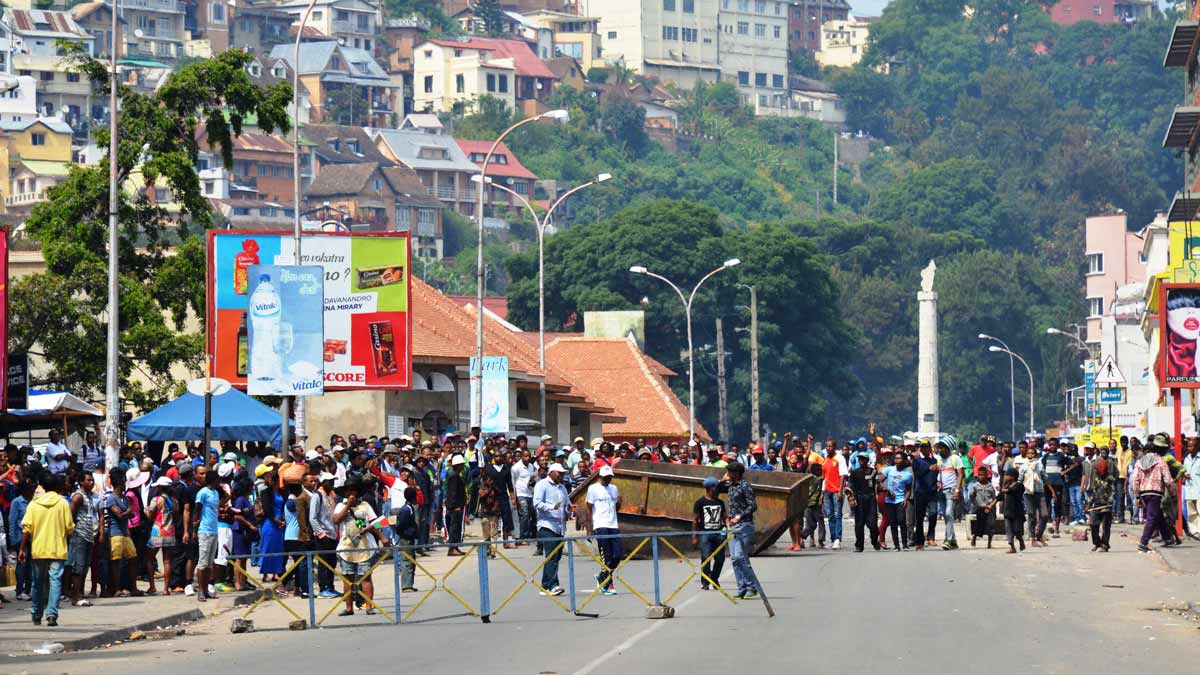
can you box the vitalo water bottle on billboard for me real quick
[249,274,282,389]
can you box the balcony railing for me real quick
[435,184,456,200]
[123,0,183,12]
[6,191,47,206]
[333,19,372,35]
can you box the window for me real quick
[67,72,80,82]
[18,69,30,76]
[203,181,213,194]
[487,73,496,92]
[663,0,675,9]
[737,70,749,85]
[607,31,617,39]
[257,164,269,177]
[31,133,45,146]
[336,10,349,21]
[397,207,411,229]
[423,75,433,93]
[773,25,781,39]
[662,26,679,40]
[755,72,767,86]
[684,0,695,12]
[211,2,225,23]
[357,14,370,31]
[774,1,782,14]
[772,73,784,88]
[424,49,433,59]
[498,74,507,93]
[737,21,749,35]
[374,178,383,191]
[738,0,749,9]
[755,23,766,37]
[456,73,465,93]
[755,0,767,12]
[1093,4,1102,15]
[1087,252,1104,275]
[1087,297,1104,318]
[248,62,261,77]
[682,27,697,42]
[40,71,54,82]
[312,11,322,20]
[155,188,170,202]
[363,39,371,51]
[233,207,251,216]
[198,158,210,171]
[514,181,528,195]
[418,208,435,226]
[273,66,286,79]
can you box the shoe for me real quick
[1138,544,1151,553]
[319,590,340,599]
[447,549,466,557]
[942,541,952,551]
[17,593,31,601]
[601,588,617,596]
[854,547,864,553]
[184,584,195,596]
[32,616,41,626]
[402,587,419,593]
[46,616,58,627]
[1091,546,1099,552]
[700,583,710,591]
[831,540,841,550]
[741,590,759,600]
[338,609,354,616]
[215,583,234,593]
[595,572,603,589]
[74,599,92,607]
[551,586,565,596]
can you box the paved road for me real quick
[7,529,1200,675]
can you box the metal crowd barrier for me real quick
[226,530,772,628]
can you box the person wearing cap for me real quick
[584,465,622,595]
[749,445,773,472]
[566,437,586,472]
[691,476,726,590]
[144,476,177,595]
[444,455,468,556]
[533,462,573,596]
[1133,435,1179,552]
[308,472,339,597]
[717,462,760,599]
[332,478,390,617]
[934,436,964,550]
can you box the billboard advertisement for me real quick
[246,265,324,396]
[208,231,411,390]
[6,352,28,411]
[470,356,509,433]
[1160,283,1200,389]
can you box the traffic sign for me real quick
[1095,355,1126,386]
[1098,387,1126,405]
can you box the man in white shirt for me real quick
[45,430,72,475]
[585,465,622,596]
[511,451,535,542]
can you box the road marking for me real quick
[571,593,704,675]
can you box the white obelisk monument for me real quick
[917,260,939,437]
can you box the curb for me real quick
[9,607,205,654]
[11,592,261,655]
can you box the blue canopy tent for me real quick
[126,388,292,448]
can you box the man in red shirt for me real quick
[821,445,847,549]
[968,435,996,480]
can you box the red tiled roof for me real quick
[447,295,508,319]
[426,37,555,79]
[545,336,706,442]
[516,331,677,377]
[455,140,538,180]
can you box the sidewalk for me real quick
[0,589,237,654]
[1110,521,1200,575]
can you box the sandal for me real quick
[74,599,93,607]
[116,590,131,598]
[338,609,354,616]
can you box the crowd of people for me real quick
[2,425,1198,628]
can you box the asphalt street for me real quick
[7,528,1200,675]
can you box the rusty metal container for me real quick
[569,460,814,555]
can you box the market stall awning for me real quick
[1168,192,1200,222]
[0,389,103,434]
[1165,20,1199,67]
[127,388,292,447]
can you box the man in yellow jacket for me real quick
[19,472,74,626]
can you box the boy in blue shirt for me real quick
[8,480,34,600]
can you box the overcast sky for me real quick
[850,0,890,17]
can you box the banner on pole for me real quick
[245,265,325,396]
[208,231,412,390]
[470,356,509,433]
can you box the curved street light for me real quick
[989,345,1035,435]
[472,109,569,432]
[630,259,741,442]
[978,333,1015,442]
[1046,327,1094,357]
[473,171,613,434]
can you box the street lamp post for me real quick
[473,171,612,437]
[102,1,123,468]
[472,109,568,432]
[288,0,321,448]
[978,333,1015,443]
[1046,327,1095,357]
[630,259,741,442]
[737,284,759,444]
[989,346,1035,435]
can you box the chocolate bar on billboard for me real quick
[369,320,398,377]
[356,265,405,290]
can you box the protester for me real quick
[585,465,621,595]
[1088,458,1115,552]
[18,472,74,625]
[720,461,761,599]
[1133,439,1177,553]
[67,472,101,606]
[533,462,571,596]
[968,466,997,548]
[692,477,726,590]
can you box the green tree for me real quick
[475,0,506,36]
[8,48,291,411]
[324,84,369,126]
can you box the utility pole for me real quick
[715,318,729,443]
[832,132,838,205]
[102,1,122,470]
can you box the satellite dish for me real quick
[187,377,232,397]
[134,29,145,39]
